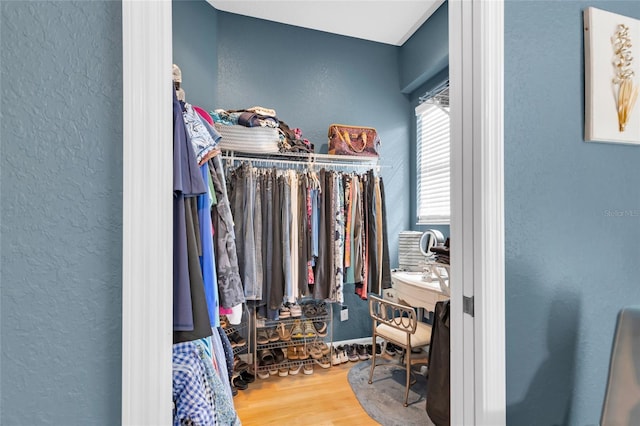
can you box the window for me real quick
[416,83,450,225]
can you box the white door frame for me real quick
[121,1,505,424]
[449,1,505,425]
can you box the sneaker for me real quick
[257,370,270,380]
[278,367,289,377]
[291,320,304,338]
[302,320,317,338]
[279,304,291,319]
[331,348,341,366]
[289,363,303,375]
[303,364,314,375]
[356,344,370,361]
[290,303,302,317]
[337,346,349,364]
[268,366,278,376]
[384,342,397,356]
[366,343,382,356]
[346,345,359,362]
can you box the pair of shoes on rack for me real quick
[303,364,314,375]
[301,300,329,318]
[227,329,247,348]
[257,329,270,345]
[279,304,291,318]
[289,303,302,317]
[313,321,327,337]
[233,374,249,391]
[288,345,310,360]
[289,363,303,375]
[288,319,315,338]
[233,355,249,373]
[314,356,331,369]
[277,322,291,341]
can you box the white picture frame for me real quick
[584,7,640,144]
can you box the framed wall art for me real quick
[584,7,639,144]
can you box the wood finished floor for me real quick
[233,360,379,426]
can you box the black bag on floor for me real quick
[426,300,450,426]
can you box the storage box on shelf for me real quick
[253,300,333,378]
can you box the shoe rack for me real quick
[223,305,250,357]
[252,301,333,377]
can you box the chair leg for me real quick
[368,335,377,385]
[403,346,412,407]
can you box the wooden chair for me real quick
[368,294,432,407]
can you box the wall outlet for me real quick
[340,306,349,321]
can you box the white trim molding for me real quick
[122,1,173,425]
[449,1,505,425]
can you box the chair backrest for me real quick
[369,295,418,335]
[601,306,640,426]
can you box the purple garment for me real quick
[173,89,207,331]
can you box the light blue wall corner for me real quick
[399,1,448,94]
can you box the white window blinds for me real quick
[416,84,450,225]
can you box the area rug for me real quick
[347,360,434,426]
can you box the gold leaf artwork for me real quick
[612,24,638,132]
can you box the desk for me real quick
[390,270,449,313]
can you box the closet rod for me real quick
[221,150,381,171]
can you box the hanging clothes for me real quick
[225,161,389,312]
[209,155,245,309]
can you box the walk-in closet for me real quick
[170,1,452,424]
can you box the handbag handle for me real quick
[335,126,367,153]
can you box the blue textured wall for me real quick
[1,2,123,424]
[173,0,218,107]
[399,1,448,94]
[173,3,412,340]
[505,1,640,424]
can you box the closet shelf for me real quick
[256,314,331,328]
[256,337,327,351]
[222,150,380,171]
[254,358,321,373]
